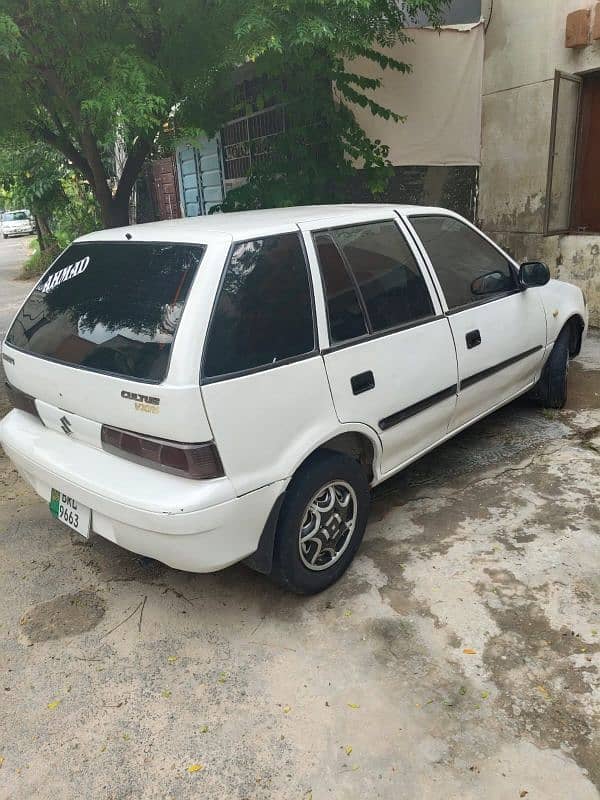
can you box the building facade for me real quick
[143,2,600,325]
[479,0,600,326]
[170,2,488,224]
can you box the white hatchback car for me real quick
[0,205,587,593]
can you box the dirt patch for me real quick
[20,588,106,642]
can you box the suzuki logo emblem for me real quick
[60,415,72,435]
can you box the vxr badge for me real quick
[60,415,72,435]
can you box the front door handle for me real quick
[351,371,375,395]
[466,329,482,349]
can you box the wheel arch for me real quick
[308,430,378,483]
[286,425,382,486]
[244,426,381,576]
[564,313,585,357]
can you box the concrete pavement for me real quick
[0,235,35,339]
[0,238,599,799]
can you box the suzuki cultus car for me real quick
[0,206,587,593]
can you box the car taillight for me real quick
[5,382,41,420]
[100,425,224,480]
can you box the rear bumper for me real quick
[0,410,283,572]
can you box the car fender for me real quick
[538,279,587,354]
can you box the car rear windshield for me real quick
[6,241,205,382]
[3,211,28,222]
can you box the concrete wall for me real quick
[479,0,600,326]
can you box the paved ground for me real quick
[0,237,599,799]
[0,235,34,340]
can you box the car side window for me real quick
[314,233,369,343]
[203,233,315,379]
[314,220,434,342]
[410,215,517,310]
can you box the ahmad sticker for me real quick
[38,256,90,294]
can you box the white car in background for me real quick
[0,205,588,593]
[1,209,35,238]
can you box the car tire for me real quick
[535,325,570,409]
[269,451,371,595]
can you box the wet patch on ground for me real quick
[483,594,600,787]
[567,360,600,410]
[373,401,572,501]
[362,402,600,790]
[20,588,106,642]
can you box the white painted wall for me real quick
[479,0,600,325]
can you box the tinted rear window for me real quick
[6,242,205,382]
[203,233,315,379]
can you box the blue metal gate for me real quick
[176,136,225,217]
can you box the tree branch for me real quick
[114,136,154,205]
[37,103,97,189]
[17,28,112,204]
[33,123,95,187]
[37,65,110,197]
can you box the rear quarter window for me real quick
[6,242,205,382]
[203,233,315,380]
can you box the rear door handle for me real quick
[351,371,375,395]
[466,329,481,349]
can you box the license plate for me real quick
[49,489,91,538]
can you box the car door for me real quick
[301,214,459,477]
[407,213,547,432]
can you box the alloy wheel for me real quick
[298,480,358,571]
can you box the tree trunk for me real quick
[34,214,54,251]
[98,193,131,229]
[34,215,46,252]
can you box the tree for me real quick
[0,1,447,228]
[217,0,448,210]
[0,139,65,249]
[0,138,101,251]
[0,0,239,228]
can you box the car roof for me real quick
[76,204,453,245]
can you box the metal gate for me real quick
[176,136,225,217]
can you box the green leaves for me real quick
[0,0,449,226]
[0,140,65,211]
[0,13,23,59]
[218,0,447,211]
[0,135,101,250]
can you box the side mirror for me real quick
[520,261,550,288]
[471,270,513,296]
